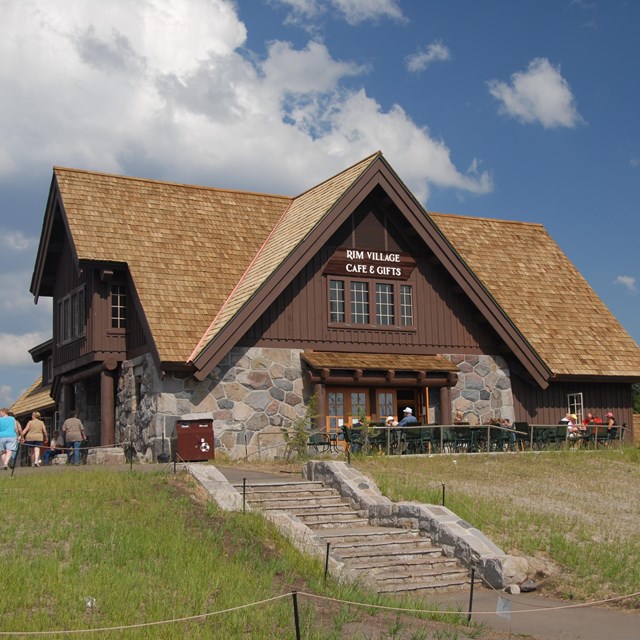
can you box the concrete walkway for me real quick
[438,588,640,640]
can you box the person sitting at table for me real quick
[453,410,468,425]
[604,412,617,442]
[397,407,418,426]
[43,430,65,465]
[386,416,398,428]
[502,418,516,450]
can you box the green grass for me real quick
[353,447,640,607]
[0,468,473,639]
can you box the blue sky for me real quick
[1,0,638,406]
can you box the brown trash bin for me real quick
[175,418,215,462]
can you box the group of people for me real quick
[0,408,87,469]
[385,407,418,428]
[562,411,617,442]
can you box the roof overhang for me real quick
[301,352,459,388]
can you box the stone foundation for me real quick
[116,347,307,461]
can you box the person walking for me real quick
[62,411,86,466]
[21,411,48,466]
[0,407,20,470]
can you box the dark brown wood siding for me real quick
[52,242,128,373]
[512,375,634,430]
[53,241,91,372]
[243,205,501,354]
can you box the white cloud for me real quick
[0,385,15,407]
[0,331,50,366]
[0,230,36,251]
[487,58,583,129]
[272,0,405,25]
[614,275,637,293]
[405,41,452,73]
[0,0,490,202]
[0,272,53,314]
[631,158,640,168]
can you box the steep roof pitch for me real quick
[191,152,381,362]
[52,169,292,363]
[10,377,55,419]
[430,213,640,378]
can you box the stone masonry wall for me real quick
[116,347,307,460]
[447,354,515,424]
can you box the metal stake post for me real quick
[243,478,247,514]
[291,591,301,640]
[324,542,330,583]
[467,568,475,622]
[442,483,446,506]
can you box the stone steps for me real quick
[237,480,469,595]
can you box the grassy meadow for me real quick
[0,467,476,640]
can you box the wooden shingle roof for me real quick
[54,169,291,363]
[192,152,380,359]
[10,377,55,419]
[430,212,640,378]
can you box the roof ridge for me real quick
[54,166,293,201]
[293,150,382,198]
[430,211,545,228]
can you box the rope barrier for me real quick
[0,584,638,635]
[0,593,291,636]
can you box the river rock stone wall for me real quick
[116,347,307,460]
[446,354,514,424]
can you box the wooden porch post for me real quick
[100,359,118,446]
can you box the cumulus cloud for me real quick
[272,0,405,25]
[0,0,489,202]
[614,275,637,293]
[631,158,639,168]
[487,58,583,129]
[405,41,452,73]
[0,331,50,367]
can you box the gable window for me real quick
[329,280,345,323]
[111,284,126,329]
[350,281,370,324]
[328,278,413,328]
[57,286,85,344]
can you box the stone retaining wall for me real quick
[303,460,528,589]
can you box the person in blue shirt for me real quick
[0,407,19,470]
[397,407,418,426]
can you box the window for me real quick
[329,280,345,323]
[328,278,413,328]
[111,284,127,329]
[568,393,584,425]
[377,391,394,419]
[57,286,85,344]
[350,281,370,324]
[400,285,413,326]
[375,284,394,325]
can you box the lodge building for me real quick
[21,152,640,457]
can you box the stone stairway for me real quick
[235,479,469,594]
